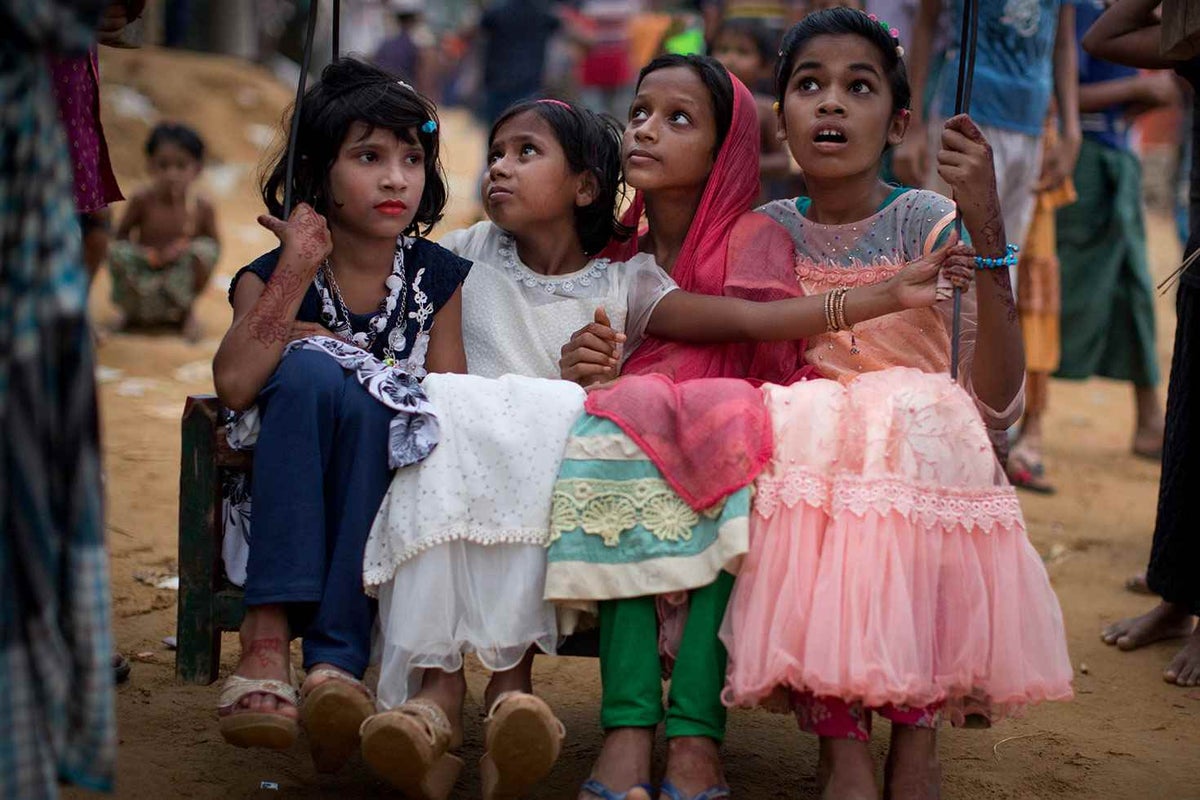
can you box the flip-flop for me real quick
[658,780,731,800]
[480,692,566,800]
[1005,446,1055,495]
[581,779,656,800]
[217,674,300,750]
[360,699,464,800]
[300,667,376,774]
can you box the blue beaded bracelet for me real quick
[975,243,1019,270]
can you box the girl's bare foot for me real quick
[579,727,654,800]
[663,736,725,797]
[1164,626,1200,687]
[1132,425,1164,460]
[884,726,941,800]
[220,605,297,721]
[818,737,877,800]
[1101,601,1195,651]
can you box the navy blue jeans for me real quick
[244,349,394,676]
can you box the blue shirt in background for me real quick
[1075,0,1138,151]
[936,0,1074,136]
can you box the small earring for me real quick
[772,101,781,114]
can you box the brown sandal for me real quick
[217,674,300,750]
[360,699,464,800]
[301,668,376,773]
[480,692,566,800]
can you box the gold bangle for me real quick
[825,290,838,332]
[836,287,851,332]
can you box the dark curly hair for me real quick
[146,122,205,162]
[775,7,911,114]
[635,54,735,157]
[489,100,633,256]
[261,57,447,237]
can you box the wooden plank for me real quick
[1163,0,1200,60]
[213,586,248,632]
[176,395,224,684]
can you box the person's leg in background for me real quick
[1009,126,1076,493]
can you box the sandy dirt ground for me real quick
[66,46,1200,799]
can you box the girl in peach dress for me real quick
[719,9,1074,798]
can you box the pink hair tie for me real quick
[539,98,573,110]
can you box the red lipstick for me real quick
[375,199,408,216]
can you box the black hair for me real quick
[261,57,447,237]
[145,122,205,162]
[488,100,633,256]
[635,54,735,156]
[775,7,911,113]
[714,18,778,70]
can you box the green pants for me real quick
[598,571,734,742]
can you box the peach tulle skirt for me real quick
[721,369,1074,722]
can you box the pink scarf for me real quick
[586,72,816,510]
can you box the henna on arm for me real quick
[987,266,1019,325]
[246,267,308,346]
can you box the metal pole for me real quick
[283,0,321,217]
[332,0,341,61]
[950,0,979,382]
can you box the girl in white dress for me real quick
[358,98,973,800]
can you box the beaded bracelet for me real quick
[975,243,1019,270]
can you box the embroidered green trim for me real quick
[550,478,724,547]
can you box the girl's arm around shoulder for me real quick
[644,243,971,344]
[424,286,467,374]
[212,204,330,411]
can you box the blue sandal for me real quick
[581,778,656,799]
[658,780,731,800]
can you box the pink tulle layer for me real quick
[721,371,1074,722]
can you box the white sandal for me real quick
[300,667,376,773]
[217,674,300,750]
[480,692,566,800]
[360,699,464,800]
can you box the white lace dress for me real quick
[363,221,677,709]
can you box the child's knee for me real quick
[267,349,347,404]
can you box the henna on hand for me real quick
[295,209,329,262]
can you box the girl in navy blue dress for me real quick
[210,58,470,773]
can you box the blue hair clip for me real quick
[421,119,437,134]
